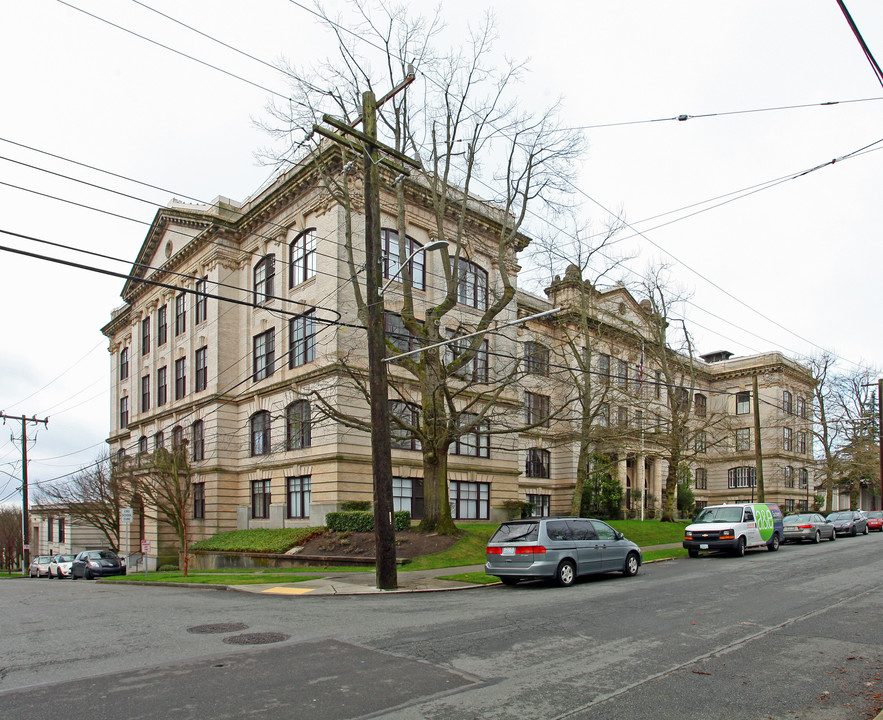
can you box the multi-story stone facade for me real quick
[102,149,817,562]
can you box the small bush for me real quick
[500,500,534,519]
[326,510,411,532]
[158,564,179,572]
[340,500,372,512]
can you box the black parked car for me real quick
[71,549,126,579]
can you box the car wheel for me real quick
[767,533,780,552]
[84,569,93,580]
[500,576,520,586]
[688,549,699,558]
[864,525,869,535]
[829,530,836,541]
[813,531,821,544]
[733,537,746,557]
[851,526,857,537]
[48,569,53,579]
[622,552,640,576]
[555,560,576,587]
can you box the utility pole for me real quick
[313,70,418,590]
[1,412,49,575]
[878,378,882,511]
[752,374,765,502]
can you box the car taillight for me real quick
[797,524,813,529]
[486,547,502,554]
[515,546,546,554]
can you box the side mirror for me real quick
[615,531,624,541]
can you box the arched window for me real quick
[784,465,794,488]
[250,411,271,456]
[191,420,204,461]
[171,425,184,450]
[798,468,809,489]
[286,401,311,450]
[381,229,425,290]
[154,430,164,451]
[727,466,756,489]
[452,258,487,310]
[253,254,275,305]
[694,393,707,417]
[138,436,148,454]
[290,229,316,287]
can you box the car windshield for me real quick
[827,512,851,521]
[58,555,76,562]
[867,511,883,519]
[784,515,813,523]
[94,550,118,560]
[490,522,539,543]
[694,507,743,524]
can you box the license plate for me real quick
[502,547,515,555]
[700,544,709,550]
[785,526,797,532]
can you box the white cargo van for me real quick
[683,502,784,557]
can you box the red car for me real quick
[865,510,883,532]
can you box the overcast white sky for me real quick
[1,0,881,505]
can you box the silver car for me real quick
[826,510,869,537]
[782,514,836,544]
[486,517,642,587]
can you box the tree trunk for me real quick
[660,454,680,522]
[419,447,457,534]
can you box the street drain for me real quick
[187,623,250,634]
[223,632,290,645]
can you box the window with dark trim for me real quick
[172,425,184,450]
[154,430,164,451]
[120,347,129,381]
[526,494,551,517]
[194,277,207,324]
[694,393,707,418]
[616,358,629,388]
[617,406,628,427]
[784,465,794,488]
[525,448,550,478]
[138,436,148,454]
[393,477,424,519]
[736,391,751,415]
[382,228,426,290]
[797,431,807,454]
[195,347,207,392]
[452,258,488,310]
[655,370,662,399]
[141,375,150,413]
[695,467,707,490]
[451,414,490,457]
[783,390,793,415]
[141,317,150,355]
[254,254,275,305]
[797,396,807,420]
[48,516,54,542]
[447,336,489,383]
[290,229,316,287]
[736,427,751,452]
[289,311,316,368]
[192,420,204,461]
[598,353,610,385]
[174,358,186,400]
[253,329,275,381]
[389,401,421,450]
[727,466,756,489]
[251,479,271,519]
[524,342,550,376]
[783,427,793,452]
[597,402,609,428]
[157,305,167,346]
[385,312,422,354]
[193,482,205,519]
[449,480,489,519]
[799,467,808,489]
[175,293,186,336]
[285,400,311,450]
[694,431,707,453]
[250,411,271,456]
[119,396,128,427]
[58,518,65,543]
[286,476,311,519]
[157,366,167,407]
[525,392,550,427]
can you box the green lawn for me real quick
[190,527,325,554]
[607,519,688,546]
[402,523,498,571]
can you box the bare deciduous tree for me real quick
[0,506,22,572]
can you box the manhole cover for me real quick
[223,632,290,646]
[187,623,249,634]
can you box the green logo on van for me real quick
[754,503,775,541]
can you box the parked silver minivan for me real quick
[485,517,642,587]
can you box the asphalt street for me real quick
[2,533,882,720]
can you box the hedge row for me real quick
[326,510,411,532]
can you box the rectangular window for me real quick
[616,358,629,388]
[119,347,129,380]
[393,477,424,519]
[192,420,204,461]
[526,494,551,517]
[157,305,167,346]
[175,293,186,336]
[525,392,550,427]
[447,336,489,383]
[694,431,707,453]
[597,402,609,428]
[193,482,205,519]
[452,413,490,458]
[157,366,167,407]
[195,347,207,392]
[783,427,793,452]
[524,342,550,376]
[286,401,312,450]
[799,468,808,489]
[797,499,808,513]
[694,394,707,418]
[736,428,751,452]
[289,310,316,368]
[385,312,422,354]
[251,412,271,456]
[254,255,275,305]
[736,391,751,415]
[785,499,795,513]
[783,390,793,415]
[154,430,164,451]
[634,410,643,429]
[382,230,426,291]
[58,518,65,543]
[694,468,708,490]
[525,448,550,478]
[287,476,311,519]
[598,354,610,385]
[449,481,490,520]
[784,465,794,488]
[617,406,628,427]
[253,329,275,381]
[195,277,207,324]
[797,396,807,420]
[119,396,129,427]
[48,517,54,542]
[251,479,271,519]
[141,317,150,355]
[174,358,186,400]
[453,258,488,311]
[389,401,421,451]
[141,375,150,413]
[290,229,317,287]
[797,431,807,454]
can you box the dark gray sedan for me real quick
[783,513,836,543]
[71,549,126,579]
[826,510,869,537]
